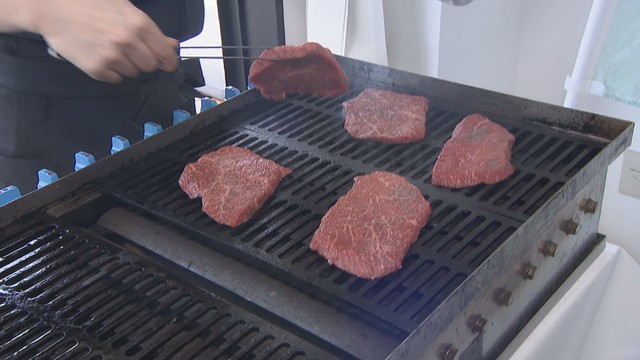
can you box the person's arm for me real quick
[0,0,179,84]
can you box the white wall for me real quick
[298,0,593,105]
[283,0,307,45]
[303,0,390,65]
[516,0,594,105]
[305,0,349,55]
[382,0,441,77]
[437,0,594,106]
[181,0,226,100]
[344,0,388,65]
[300,0,440,73]
[438,0,524,96]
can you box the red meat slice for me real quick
[248,42,349,101]
[432,113,515,188]
[343,89,429,143]
[179,146,292,227]
[310,171,431,279]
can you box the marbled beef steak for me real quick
[310,171,431,279]
[432,113,515,188]
[248,42,349,101]
[179,146,292,227]
[343,88,429,144]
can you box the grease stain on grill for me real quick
[0,223,335,359]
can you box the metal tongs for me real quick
[46,44,281,62]
[179,45,281,61]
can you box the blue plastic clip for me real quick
[111,135,131,154]
[37,169,59,189]
[200,97,217,112]
[144,122,163,139]
[225,86,241,100]
[173,109,191,125]
[0,185,21,206]
[74,151,96,171]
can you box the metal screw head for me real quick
[495,288,512,307]
[521,263,537,280]
[540,241,558,257]
[467,315,488,333]
[563,220,579,235]
[438,343,458,360]
[580,199,598,214]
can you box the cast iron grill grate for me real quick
[111,145,515,333]
[100,90,599,338]
[102,81,603,335]
[0,218,336,359]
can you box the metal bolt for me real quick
[521,263,537,280]
[540,241,558,257]
[580,199,598,214]
[467,315,488,333]
[495,288,512,307]
[438,343,458,360]
[563,220,579,235]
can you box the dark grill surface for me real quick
[0,217,336,360]
[101,80,605,336]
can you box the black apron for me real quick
[0,0,204,193]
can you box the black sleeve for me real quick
[2,1,206,60]
[133,0,205,41]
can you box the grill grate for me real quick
[0,218,336,359]
[96,82,607,336]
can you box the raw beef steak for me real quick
[179,146,292,227]
[431,113,515,188]
[343,89,429,144]
[248,42,349,101]
[310,171,431,279]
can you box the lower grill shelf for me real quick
[0,216,339,360]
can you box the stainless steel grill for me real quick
[0,56,633,359]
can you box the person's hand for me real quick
[34,0,180,83]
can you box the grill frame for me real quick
[0,56,634,359]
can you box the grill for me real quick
[101,95,542,335]
[0,56,633,359]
